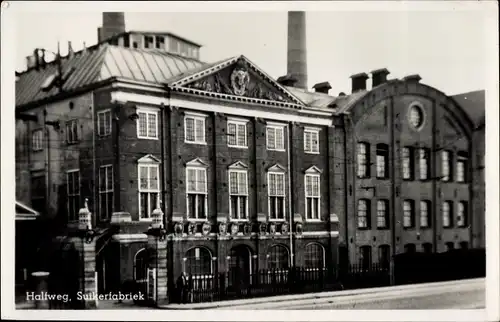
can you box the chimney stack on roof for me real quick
[68,41,74,58]
[350,72,369,93]
[371,68,390,88]
[403,74,422,83]
[287,11,308,90]
[26,55,37,70]
[312,82,332,94]
[98,12,126,43]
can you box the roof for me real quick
[127,30,203,48]
[285,86,337,109]
[451,90,485,128]
[16,43,206,108]
[16,201,40,221]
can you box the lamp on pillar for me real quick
[78,198,95,243]
[148,200,167,240]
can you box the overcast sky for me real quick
[13,2,491,96]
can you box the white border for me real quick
[2,1,498,322]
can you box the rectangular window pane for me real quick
[148,113,157,138]
[237,124,246,147]
[195,119,204,142]
[238,172,247,194]
[229,172,238,194]
[138,112,147,137]
[312,132,319,153]
[149,166,159,190]
[140,192,148,218]
[197,169,206,192]
[276,128,284,150]
[230,196,238,219]
[239,196,246,219]
[269,173,277,196]
[227,123,237,146]
[139,166,148,189]
[376,155,385,178]
[304,132,311,152]
[185,118,195,142]
[197,195,206,218]
[419,149,429,180]
[267,128,275,149]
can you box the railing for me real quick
[175,265,390,304]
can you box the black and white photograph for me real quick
[1,1,499,321]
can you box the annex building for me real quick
[15,12,485,302]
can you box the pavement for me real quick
[159,277,485,310]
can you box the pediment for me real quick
[304,166,322,174]
[137,154,161,164]
[228,161,248,170]
[267,163,287,173]
[186,158,209,168]
[171,56,305,106]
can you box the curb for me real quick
[159,278,484,310]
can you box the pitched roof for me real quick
[285,86,337,109]
[15,43,206,108]
[451,90,485,128]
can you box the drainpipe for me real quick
[43,109,51,217]
[160,102,166,221]
[389,97,397,284]
[91,93,96,226]
[288,122,294,267]
[114,103,121,211]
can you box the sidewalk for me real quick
[158,278,484,310]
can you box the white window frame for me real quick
[357,142,369,178]
[457,201,467,227]
[456,153,468,183]
[138,163,160,221]
[304,127,320,154]
[227,118,248,149]
[441,150,452,182]
[66,169,80,222]
[97,109,112,137]
[268,169,286,221]
[357,199,370,229]
[32,129,44,151]
[266,123,286,151]
[442,201,452,228]
[99,165,114,221]
[403,200,414,228]
[376,200,388,228]
[418,148,430,180]
[305,173,321,221]
[136,107,159,140]
[228,169,249,221]
[184,112,207,145]
[186,161,208,221]
[402,147,413,180]
[420,200,430,228]
[66,119,79,144]
[376,144,389,179]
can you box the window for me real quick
[357,199,370,229]
[32,129,44,151]
[402,147,414,180]
[376,144,389,179]
[229,170,248,220]
[185,247,212,276]
[305,174,320,220]
[445,242,454,251]
[227,119,248,148]
[266,125,285,151]
[378,245,390,269]
[404,243,416,253]
[138,164,159,220]
[403,200,415,228]
[457,201,468,227]
[155,36,165,50]
[67,170,80,222]
[66,120,79,144]
[304,243,325,268]
[409,104,424,128]
[184,114,206,144]
[420,200,431,228]
[186,166,208,220]
[442,201,452,228]
[418,148,430,180]
[456,152,468,183]
[304,128,320,154]
[134,248,148,283]
[137,109,158,139]
[359,246,372,270]
[376,199,389,228]
[268,172,286,220]
[422,243,433,254]
[357,142,370,178]
[441,150,452,181]
[97,110,112,136]
[144,35,154,49]
[30,174,46,214]
[267,245,289,269]
[99,165,113,221]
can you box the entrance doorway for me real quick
[228,245,253,286]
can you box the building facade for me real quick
[14,13,485,298]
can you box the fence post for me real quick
[390,257,395,286]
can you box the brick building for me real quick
[15,12,484,299]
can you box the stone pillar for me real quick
[146,207,168,306]
[31,272,50,309]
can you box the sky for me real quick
[13,3,490,96]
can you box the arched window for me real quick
[267,245,289,270]
[359,245,372,270]
[185,247,212,276]
[376,144,389,179]
[378,245,390,269]
[134,248,149,283]
[304,243,325,269]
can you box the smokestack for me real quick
[287,11,308,90]
[98,12,125,43]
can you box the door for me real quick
[229,245,252,287]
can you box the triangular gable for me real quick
[170,55,305,107]
[304,166,322,174]
[267,163,287,173]
[228,161,248,170]
[186,158,209,168]
[137,154,161,164]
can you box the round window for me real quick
[409,105,424,129]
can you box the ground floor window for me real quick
[304,243,325,269]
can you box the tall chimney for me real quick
[287,11,308,90]
[98,12,126,43]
